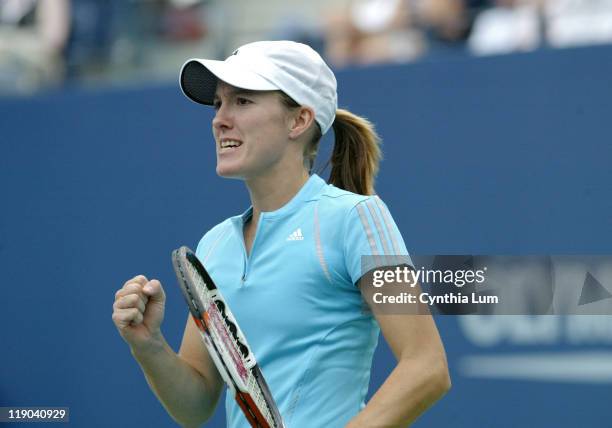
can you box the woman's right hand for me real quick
[112,275,166,353]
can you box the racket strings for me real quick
[247,374,275,423]
[179,252,279,427]
[185,260,251,360]
[213,300,250,359]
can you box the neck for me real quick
[245,167,310,219]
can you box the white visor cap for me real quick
[180,40,338,134]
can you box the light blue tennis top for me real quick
[195,174,411,428]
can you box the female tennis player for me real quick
[112,40,450,428]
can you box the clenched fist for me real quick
[112,275,166,353]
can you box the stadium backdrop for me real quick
[1,44,611,427]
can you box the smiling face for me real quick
[211,81,302,180]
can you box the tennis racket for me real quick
[171,246,285,428]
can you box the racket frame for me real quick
[172,246,284,428]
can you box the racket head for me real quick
[171,247,249,387]
[171,246,285,428]
[171,247,237,387]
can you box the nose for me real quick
[212,104,233,133]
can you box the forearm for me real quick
[131,335,219,427]
[347,357,450,428]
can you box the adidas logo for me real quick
[286,228,304,241]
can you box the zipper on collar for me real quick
[240,212,264,286]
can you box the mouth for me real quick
[219,139,243,152]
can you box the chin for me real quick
[216,164,245,179]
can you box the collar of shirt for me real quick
[234,173,327,226]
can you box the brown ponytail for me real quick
[327,109,381,195]
[279,92,382,196]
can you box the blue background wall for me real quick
[1,45,611,427]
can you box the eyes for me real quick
[212,96,253,110]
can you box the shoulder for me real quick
[317,183,376,213]
[317,183,407,251]
[316,182,392,222]
[195,216,236,256]
[314,183,399,247]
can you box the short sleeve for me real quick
[343,196,414,285]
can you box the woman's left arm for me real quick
[346,284,451,428]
